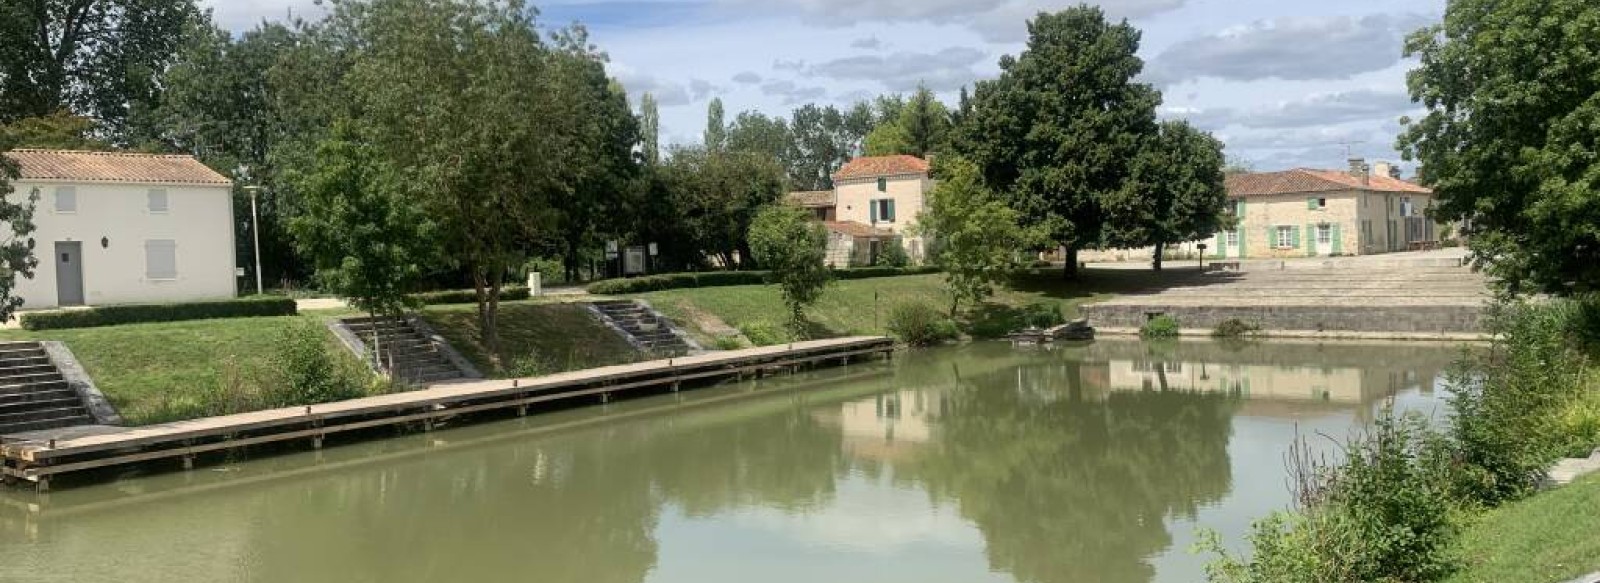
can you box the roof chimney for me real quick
[1372,161,1395,181]
[1348,157,1369,186]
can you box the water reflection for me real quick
[0,339,1463,583]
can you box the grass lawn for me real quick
[421,301,640,378]
[0,315,338,426]
[635,267,1186,345]
[1446,472,1600,583]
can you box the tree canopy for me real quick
[0,143,39,321]
[1108,120,1230,271]
[748,204,831,337]
[1398,0,1600,295]
[918,157,1040,315]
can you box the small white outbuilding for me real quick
[3,149,238,309]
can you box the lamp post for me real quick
[242,186,264,295]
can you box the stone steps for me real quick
[0,342,94,435]
[591,300,694,356]
[338,317,472,386]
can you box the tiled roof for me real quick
[834,155,930,181]
[1227,168,1431,198]
[3,149,232,186]
[786,190,836,208]
[824,221,897,238]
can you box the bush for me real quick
[266,320,367,408]
[887,302,960,347]
[411,286,530,306]
[964,301,1066,339]
[1020,302,1065,329]
[875,241,910,267]
[1140,314,1181,338]
[585,266,940,295]
[738,321,788,347]
[1213,319,1261,338]
[713,336,745,351]
[20,296,298,330]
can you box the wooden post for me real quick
[517,404,528,417]
[35,476,48,494]
[182,454,195,470]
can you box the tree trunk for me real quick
[1062,247,1080,280]
[1156,363,1170,392]
[1152,241,1165,272]
[473,268,502,370]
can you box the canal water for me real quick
[0,339,1463,583]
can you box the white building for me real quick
[3,149,238,309]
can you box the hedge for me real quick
[411,286,530,306]
[20,296,299,331]
[586,266,941,295]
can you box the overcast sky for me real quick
[202,0,1446,172]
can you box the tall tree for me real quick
[957,6,1161,278]
[0,110,110,150]
[0,0,199,142]
[0,146,39,321]
[865,86,951,157]
[725,110,791,169]
[748,204,831,338]
[334,0,574,363]
[704,97,727,151]
[917,157,1039,316]
[639,92,660,165]
[1106,121,1229,271]
[654,146,786,269]
[788,104,849,190]
[1398,0,1600,295]
[288,125,436,368]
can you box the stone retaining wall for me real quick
[1081,304,1482,334]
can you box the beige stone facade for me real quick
[1202,190,1446,260]
[834,173,931,263]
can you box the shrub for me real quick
[584,266,940,295]
[505,354,552,378]
[875,241,910,267]
[713,336,745,351]
[1213,319,1261,338]
[1140,314,1181,338]
[738,321,788,347]
[19,296,298,330]
[266,320,367,408]
[887,302,960,347]
[1021,302,1065,329]
[411,286,530,306]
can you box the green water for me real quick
[0,339,1462,583]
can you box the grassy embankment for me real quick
[0,300,639,426]
[1446,471,1600,583]
[635,268,1178,345]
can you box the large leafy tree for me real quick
[957,6,1161,278]
[1398,0,1600,295]
[725,110,792,170]
[748,204,831,337]
[0,0,199,142]
[1107,120,1229,271]
[864,85,951,158]
[0,146,39,321]
[918,157,1040,316]
[0,110,111,150]
[704,97,727,151]
[652,146,786,269]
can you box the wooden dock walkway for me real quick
[0,336,894,489]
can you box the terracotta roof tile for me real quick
[824,221,897,238]
[834,155,930,181]
[786,190,836,208]
[3,149,232,186]
[1226,168,1431,198]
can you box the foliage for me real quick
[736,321,787,347]
[1445,471,1600,583]
[586,266,941,295]
[965,301,1066,339]
[411,286,531,306]
[1212,319,1261,338]
[704,97,727,151]
[639,92,660,164]
[1108,120,1230,271]
[0,110,111,150]
[886,302,959,346]
[646,146,787,270]
[864,84,952,158]
[0,150,38,322]
[268,319,368,408]
[19,296,298,330]
[957,6,1160,278]
[287,124,436,319]
[748,205,832,337]
[875,240,910,267]
[712,335,745,351]
[1397,0,1600,295]
[0,0,199,141]
[422,302,639,378]
[1140,315,1181,338]
[919,157,1041,316]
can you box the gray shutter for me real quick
[55,186,77,212]
[147,189,169,212]
[145,240,178,279]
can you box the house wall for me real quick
[835,173,931,263]
[823,230,855,268]
[1357,191,1445,254]
[10,180,237,309]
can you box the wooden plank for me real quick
[1,338,893,477]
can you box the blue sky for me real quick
[203,0,1447,172]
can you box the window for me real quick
[876,177,887,192]
[145,240,177,280]
[147,189,169,213]
[870,199,896,223]
[1400,196,1413,217]
[1275,226,1294,248]
[1317,224,1332,245]
[1226,230,1239,246]
[54,186,76,213]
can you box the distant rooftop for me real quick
[834,155,930,181]
[786,190,835,208]
[1227,168,1430,197]
[3,149,232,186]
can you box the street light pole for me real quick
[243,186,264,295]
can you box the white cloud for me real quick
[761,80,830,105]
[807,47,988,92]
[732,71,764,85]
[719,0,1187,42]
[1144,14,1432,86]
[201,0,323,31]
[1164,89,1419,130]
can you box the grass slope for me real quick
[422,301,640,377]
[636,268,1180,344]
[1447,472,1600,583]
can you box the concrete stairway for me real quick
[0,342,93,434]
[340,317,472,386]
[590,300,696,356]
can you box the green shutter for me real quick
[1291,226,1301,249]
[887,199,897,222]
[1214,234,1226,259]
[1267,226,1277,249]
[877,178,887,192]
[1331,223,1343,255]
[1307,197,1318,210]
[869,200,879,223]
[1239,226,1247,257]
[1305,224,1316,256]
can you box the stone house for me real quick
[784,154,933,266]
[2,149,238,309]
[1205,159,1444,260]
